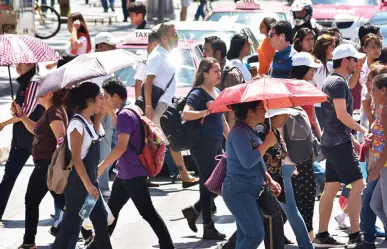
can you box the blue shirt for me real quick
[186,88,224,139]
[269,45,297,79]
[226,124,267,183]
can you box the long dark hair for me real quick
[231,101,263,120]
[290,65,310,79]
[261,17,277,35]
[66,82,100,111]
[312,34,335,74]
[194,58,219,87]
[69,12,92,53]
[293,28,314,52]
[227,33,248,60]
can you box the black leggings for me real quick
[292,158,316,232]
[191,136,222,225]
[23,160,66,244]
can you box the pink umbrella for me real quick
[0,33,61,98]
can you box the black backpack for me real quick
[160,88,208,152]
[283,107,315,164]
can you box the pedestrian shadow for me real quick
[0,163,35,168]
[213,214,235,224]
[152,238,221,249]
[35,245,52,249]
[149,187,198,197]
[1,218,52,228]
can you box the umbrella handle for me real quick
[7,65,14,100]
[266,100,272,130]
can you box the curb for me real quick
[0,145,10,164]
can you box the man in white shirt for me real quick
[143,23,199,186]
[93,32,118,197]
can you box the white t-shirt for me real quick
[67,115,104,159]
[146,46,176,105]
[312,62,332,107]
[359,60,370,100]
[134,62,147,83]
[230,59,252,82]
[65,36,88,55]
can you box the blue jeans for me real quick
[99,115,114,193]
[165,146,178,177]
[282,165,314,249]
[361,179,379,243]
[194,0,206,20]
[223,175,265,249]
[313,161,325,187]
[101,0,115,10]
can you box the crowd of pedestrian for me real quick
[3,1,387,249]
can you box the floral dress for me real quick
[371,114,387,166]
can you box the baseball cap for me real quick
[332,44,366,60]
[95,32,118,46]
[265,108,300,118]
[292,52,321,68]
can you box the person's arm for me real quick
[134,63,147,100]
[50,120,66,141]
[232,128,276,169]
[333,98,367,133]
[70,128,99,199]
[369,108,387,180]
[348,69,361,89]
[362,97,375,127]
[311,107,322,139]
[98,133,129,177]
[144,74,156,119]
[182,104,207,121]
[135,79,142,100]
[222,114,230,139]
[19,114,37,135]
[0,116,20,132]
[70,21,84,49]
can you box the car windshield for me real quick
[311,0,377,5]
[371,12,387,26]
[115,48,196,88]
[207,12,287,42]
[176,29,259,54]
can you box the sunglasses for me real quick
[347,57,358,63]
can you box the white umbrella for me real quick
[37,49,141,97]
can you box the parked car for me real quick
[312,0,387,41]
[204,1,292,43]
[370,10,387,26]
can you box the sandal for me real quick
[18,244,36,249]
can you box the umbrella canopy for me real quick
[0,34,61,99]
[208,78,328,113]
[0,34,61,65]
[37,49,142,97]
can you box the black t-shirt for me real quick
[321,73,353,146]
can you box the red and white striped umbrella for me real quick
[0,34,61,65]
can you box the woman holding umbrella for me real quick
[0,63,44,221]
[12,89,67,249]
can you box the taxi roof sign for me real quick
[236,0,261,10]
[123,30,151,45]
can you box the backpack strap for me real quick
[163,73,175,92]
[122,105,145,155]
[72,115,95,139]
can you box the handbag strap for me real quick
[235,123,268,184]
[163,73,175,92]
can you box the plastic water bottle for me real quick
[79,194,97,220]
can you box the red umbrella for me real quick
[0,33,61,98]
[208,78,327,113]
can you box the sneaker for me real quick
[335,214,348,229]
[347,233,364,249]
[353,241,377,249]
[313,234,347,248]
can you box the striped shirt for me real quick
[23,81,39,117]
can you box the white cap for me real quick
[95,32,118,46]
[265,108,300,118]
[332,44,366,60]
[292,52,321,68]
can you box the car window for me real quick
[177,30,236,48]
[207,12,287,41]
[371,13,387,26]
[116,48,195,88]
[242,28,259,53]
[311,0,377,5]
